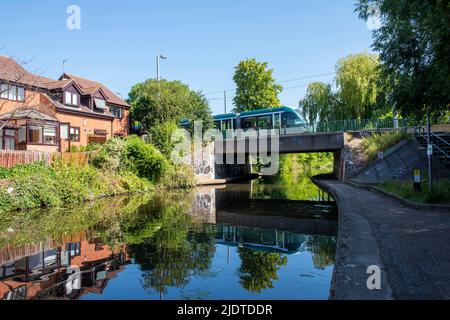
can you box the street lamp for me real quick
[156,54,167,81]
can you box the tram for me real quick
[213,106,309,134]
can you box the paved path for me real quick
[316,179,450,300]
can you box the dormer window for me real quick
[94,98,106,110]
[0,83,25,102]
[64,91,78,106]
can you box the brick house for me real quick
[0,56,130,152]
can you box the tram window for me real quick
[283,113,300,127]
[222,119,232,130]
[242,117,257,129]
[215,121,221,130]
[256,115,273,129]
[274,113,281,129]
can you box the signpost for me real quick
[413,169,421,192]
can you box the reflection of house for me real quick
[0,234,130,300]
[0,56,130,151]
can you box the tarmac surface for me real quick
[317,179,450,300]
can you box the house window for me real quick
[43,126,57,145]
[18,127,26,143]
[69,127,80,142]
[8,86,17,100]
[94,98,106,110]
[0,83,25,102]
[60,124,69,140]
[0,84,8,99]
[18,87,25,101]
[109,105,123,118]
[64,91,79,106]
[28,125,43,144]
[27,125,58,145]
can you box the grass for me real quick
[378,179,450,205]
[361,131,407,162]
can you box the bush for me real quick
[148,121,179,157]
[160,164,196,189]
[86,142,102,152]
[91,138,126,172]
[123,135,168,182]
[0,161,154,214]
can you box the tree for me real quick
[335,53,383,119]
[238,247,287,293]
[299,82,336,123]
[128,79,214,131]
[356,0,450,119]
[233,58,282,113]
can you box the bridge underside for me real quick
[213,132,345,180]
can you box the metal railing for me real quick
[308,118,415,133]
[218,118,449,137]
[415,126,450,159]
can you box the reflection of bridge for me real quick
[216,225,308,254]
[190,184,338,237]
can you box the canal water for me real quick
[0,176,338,300]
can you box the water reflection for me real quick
[0,179,338,300]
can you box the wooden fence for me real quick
[0,150,52,168]
[0,150,100,168]
[53,150,100,166]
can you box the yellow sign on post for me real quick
[413,169,421,192]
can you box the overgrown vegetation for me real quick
[0,161,153,216]
[0,135,195,216]
[379,179,450,205]
[253,153,334,201]
[360,131,405,162]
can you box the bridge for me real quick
[191,117,449,184]
[213,131,345,180]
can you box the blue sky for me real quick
[1,0,374,114]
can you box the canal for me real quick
[0,176,337,300]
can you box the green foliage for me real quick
[300,82,336,123]
[147,120,179,157]
[159,164,196,189]
[85,142,102,152]
[335,53,383,119]
[238,247,287,293]
[0,162,153,216]
[379,179,450,204]
[360,131,404,162]
[299,53,388,123]
[305,235,337,269]
[233,58,283,113]
[128,79,213,131]
[123,135,168,182]
[356,0,450,119]
[91,137,126,172]
[253,153,334,201]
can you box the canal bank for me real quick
[314,176,450,300]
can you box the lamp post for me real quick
[156,54,167,81]
[62,59,69,73]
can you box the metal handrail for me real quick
[415,125,450,158]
